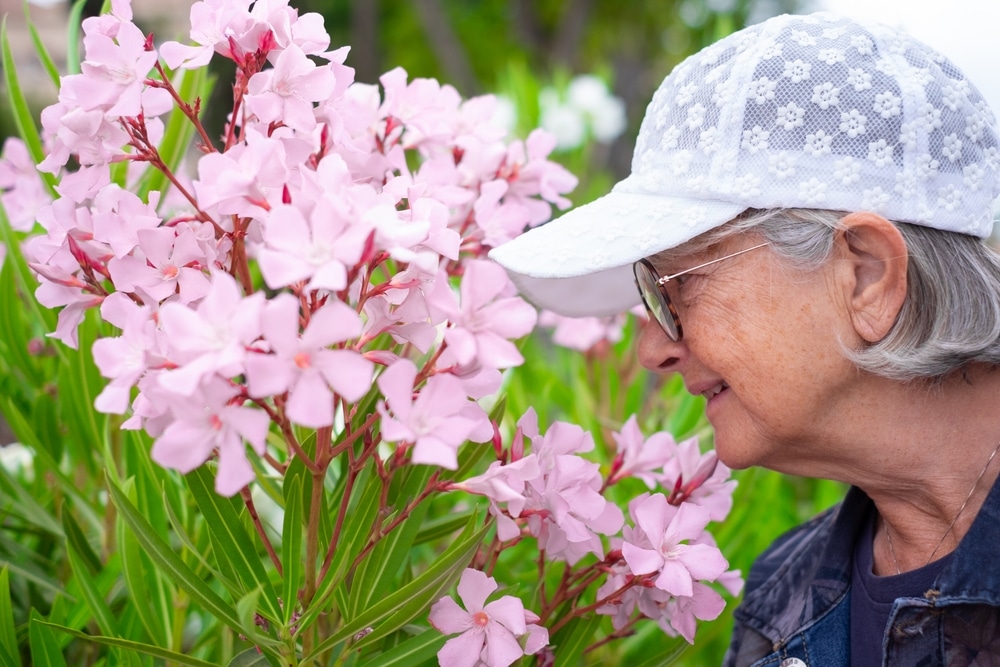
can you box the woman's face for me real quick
[637,233,860,473]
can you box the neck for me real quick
[778,365,1000,574]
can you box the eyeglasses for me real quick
[633,242,768,340]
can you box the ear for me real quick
[834,212,908,343]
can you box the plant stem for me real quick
[318,461,358,583]
[348,471,440,572]
[152,63,218,153]
[241,487,283,575]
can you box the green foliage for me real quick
[0,2,831,665]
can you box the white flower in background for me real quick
[540,75,627,151]
[539,95,588,151]
[0,443,34,482]
[490,95,518,134]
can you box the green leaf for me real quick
[186,467,282,622]
[356,628,445,667]
[303,514,488,660]
[349,465,434,617]
[0,569,21,667]
[0,20,57,196]
[630,641,688,667]
[61,512,101,576]
[227,648,273,667]
[320,465,380,594]
[66,543,116,637]
[107,475,280,649]
[413,511,475,546]
[65,0,87,75]
[23,2,59,88]
[117,491,170,647]
[0,448,61,537]
[161,487,235,588]
[552,615,604,667]
[28,612,67,667]
[39,621,218,667]
[281,475,303,625]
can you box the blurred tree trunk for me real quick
[552,0,595,70]
[412,0,479,95]
[351,0,380,84]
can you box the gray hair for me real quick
[663,208,1000,382]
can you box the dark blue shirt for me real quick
[850,508,951,667]
[726,478,1000,666]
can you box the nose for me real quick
[637,318,689,373]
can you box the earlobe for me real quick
[836,212,908,343]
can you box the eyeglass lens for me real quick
[633,260,681,340]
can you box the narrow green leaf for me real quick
[39,621,218,667]
[350,491,430,618]
[0,450,61,536]
[413,511,474,546]
[162,487,235,588]
[321,465,380,592]
[66,545,116,637]
[28,612,67,667]
[61,512,101,575]
[117,496,170,647]
[303,516,488,660]
[23,2,59,88]
[630,641,688,667]
[186,467,282,622]
[227,648,273,667]
[65,0,86,75]
[281,475,303,625]
[0,20,57,195]
[236,587,262,632]
[356,628,445,667]
[0,569,21,667]
[107,475,279,649]
[552,615,604,667]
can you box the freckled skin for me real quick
[637,235,860,474]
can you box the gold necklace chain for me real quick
[883,438,1000,576]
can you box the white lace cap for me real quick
[490,12,1000,317]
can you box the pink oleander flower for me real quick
[537,310,628,352]
[0,138,52,232]
[91,292,162,414]
[255,194,368,292]
[442,259,538,371]
[660,440,737,522]
[159,0,254,69]
[150,377,270,496]
[621,493,728,598]
[108,226,211,304]
[429,568,546,667]
[376,359,491,469]
[246,43,335,132]
[156,270,265,396]
[608,415,679,488]
[245,293,373,427]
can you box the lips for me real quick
[703,382,729,399]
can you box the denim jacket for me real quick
[724,478,1000,666]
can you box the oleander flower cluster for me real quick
[2,0,742,661]
[16,0,574,497]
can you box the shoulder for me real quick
[726,487,871,663]
[744,504,842,595]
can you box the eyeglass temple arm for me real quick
[655,242,769,287]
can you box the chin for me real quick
[712,429,777,471]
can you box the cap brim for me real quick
[489,190,745,317]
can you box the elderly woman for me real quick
[491,12,1000,667]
